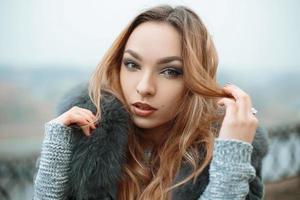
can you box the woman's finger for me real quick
[71,106,97,125]
[81,125,92,137]
[68,113,92,136]
[217,97,237,119]
[75,110,96,129]
[223,84,252,115]
[80,108,97,122]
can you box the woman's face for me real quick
[120,22,185,131]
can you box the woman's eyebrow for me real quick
[124,49,182,64]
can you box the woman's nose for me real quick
[136,73,156,97]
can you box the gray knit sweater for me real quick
[33,122,257,200]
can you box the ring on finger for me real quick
[251,107,258,115]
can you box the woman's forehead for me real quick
[124,22,182,60]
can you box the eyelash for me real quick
[122,59,183,78]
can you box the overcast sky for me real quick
[0,0,299,70]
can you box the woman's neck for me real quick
[139,122,173,149]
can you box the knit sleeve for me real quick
[198,139,256,200]
[33,121,74,200]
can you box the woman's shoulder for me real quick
[55,83,131,199]
[55,82,126,117]
[56,82,91,115]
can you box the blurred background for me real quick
[0,0,299,199]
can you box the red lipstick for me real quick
[132,102,157,117]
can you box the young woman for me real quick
[34,5,268,200]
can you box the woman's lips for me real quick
[132,105,156,117]
[131,103,157,117]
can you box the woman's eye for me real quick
[161,68,183,78]
[123,59,139,71]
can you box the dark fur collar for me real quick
[56,84,269,200]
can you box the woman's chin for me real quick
[132,117,158,129]
[132,116,172,132]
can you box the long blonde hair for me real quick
[89,5,229,200]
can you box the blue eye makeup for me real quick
[160,67,183,78]
[123,58,140,71]
[122,57,183,78]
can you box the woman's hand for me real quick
[217,84,258,144]
[49,106,97,137]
